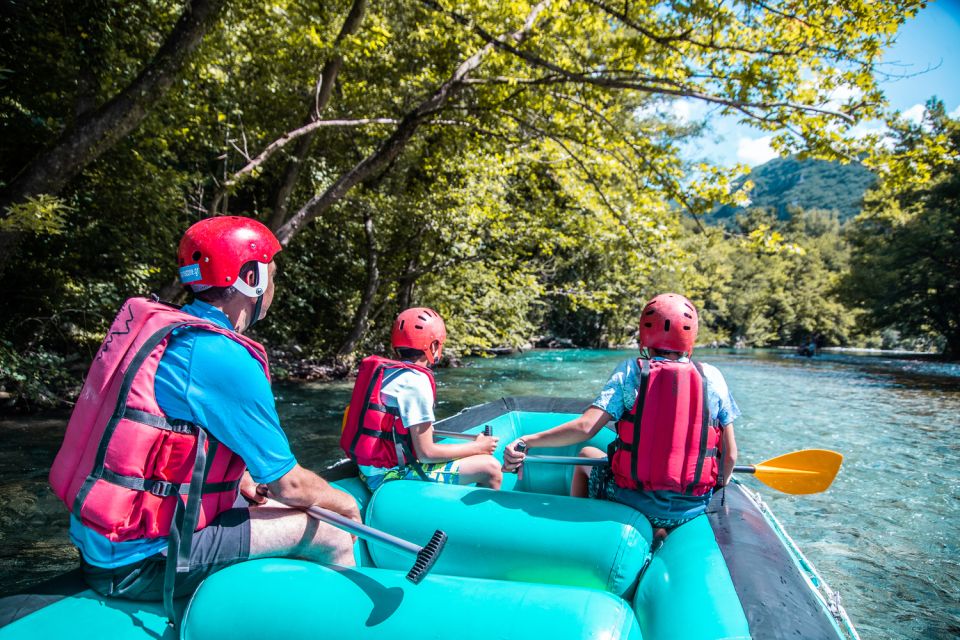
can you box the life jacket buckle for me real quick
[148,479,176,497]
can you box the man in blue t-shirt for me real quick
[73,217,358,602]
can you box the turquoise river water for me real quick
[0,348,958,638]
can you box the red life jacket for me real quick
[49,297,268,542]
[340,355,436,469]
[609,359,721,496]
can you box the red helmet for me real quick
[638,293,698,354]
[392,307,447,364]
[178,216,281,296]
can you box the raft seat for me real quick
[435,409,617,496]
[365,481,652,598]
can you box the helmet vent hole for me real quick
[645,310,655,315]
[644,322,653,328]
[418,314,428,321]
[415,324,424,329]
[683,312,692,319]
[664,319,671,331]
[683,325,691,330]
[399,320,405,330]
[192,251,202,261]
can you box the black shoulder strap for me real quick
[630,359,651,488]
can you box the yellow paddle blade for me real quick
[752,449,843,495]
[341,404,350,433]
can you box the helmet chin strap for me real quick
[244,294,264,332]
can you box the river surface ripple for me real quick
[1,349,958,639]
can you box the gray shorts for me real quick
[81,496,251,601]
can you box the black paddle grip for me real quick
[406,529,447,584]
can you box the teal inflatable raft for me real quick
[0,397,859,639]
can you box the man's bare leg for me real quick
[248,498,355,566]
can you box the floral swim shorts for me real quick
[587,465,698,530]
[362,460,462,492]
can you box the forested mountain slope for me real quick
[710,156,876,223]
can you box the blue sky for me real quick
[680,0,960,168]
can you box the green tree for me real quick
[845,101,960,357]
[0,0,926,406]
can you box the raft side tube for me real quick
[330,476,374,566]
[634,515,750,640]
[365,481,652,597]
[181,559,643,640]
[709,483,851,640]
[0,587,172,640]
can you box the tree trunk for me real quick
[0,0,227,214]
[267,0,368,230]
[336,208,380,359]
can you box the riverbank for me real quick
[1,342,952,416]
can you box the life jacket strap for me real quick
[163,427,212,627]
[358,427,395,439]
[686,361,712,496]
[630,359,651,488]
[99,468,240,496]
[366,402,401,416]
[122,407,197,434]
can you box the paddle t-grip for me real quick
[406,529,447,584]
[483,425,493,437]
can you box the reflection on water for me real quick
[1,349,958,638]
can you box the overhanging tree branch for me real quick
[274,0,552,246]
[444,4,856,125]
[265,0,369,229]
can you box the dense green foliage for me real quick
[3,0,951,409]
[844,101,960,357]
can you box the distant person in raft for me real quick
[502,293,740,537]
[340,307,502,491]
[48,217,358,622]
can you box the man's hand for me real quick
[502,438,527,476]
[239,470,267,505]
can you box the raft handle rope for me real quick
[305,506,447,584]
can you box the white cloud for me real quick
[824,84,864,111]
[634,97,706,124]
[736,136,778,166]
[665,98,707,124]
[849,119,886,140]
[950,104,960,119]
[901,103,926,125]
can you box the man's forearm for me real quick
[267,464,360,519]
